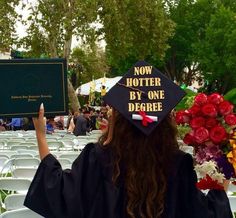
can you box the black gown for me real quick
[24,143,233,218]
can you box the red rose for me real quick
[175,110,190,124]
[207,93,224,105]
[224,114,236,126]
[190,117,205,129]
[194,127,209,144]
[218,101,234,116]
[201,104,217,117]
[194,93,208,106]
[209,125,227,144]
[188,105,202,117]
[205,118,219,129]
[183,133,195,145]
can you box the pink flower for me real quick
[208,93,224,105]
[218,101,234,116]
[224,114,236,126]
[209,126,227,144]
[195,145,222,164]
[194,93,208,106]
[201,104,217,117]
[190,117,205,129]
[194,127,209,144]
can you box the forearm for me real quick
[36,134,50,160]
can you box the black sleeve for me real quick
[24,143,102,218]
[175,154,233,218]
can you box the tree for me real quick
[98,0,175,75]
[0,0,20,51]
[193,5,236,94]
[161,0,221,85]
[161,0,198,84]
[21,0,98,112]
[70,45,109,88]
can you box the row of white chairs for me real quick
[0,178,43,217]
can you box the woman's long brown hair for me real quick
[99,110,179,218]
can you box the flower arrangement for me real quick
[176,93,236,189]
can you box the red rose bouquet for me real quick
[176,93,236,189]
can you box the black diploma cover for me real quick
[0,59,68,118]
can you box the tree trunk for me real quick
[64,36,80,112]
[68,79,80,113]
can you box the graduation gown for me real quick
[24,143,233,218]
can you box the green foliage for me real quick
[21,0,98,59]
[98,0,175,75]
[224,88,236,106]
[162,0,200,84]
[192,3,236,94]
[0,0,21,51]
[70,45,108,87]
[177,125,191,140]
[175,88,196,111]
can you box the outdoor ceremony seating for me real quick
[4,194,26,211]
[0,208,43,218]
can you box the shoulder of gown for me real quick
[24,143,112,218]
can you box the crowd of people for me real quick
[0,105,111,136]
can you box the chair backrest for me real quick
[10,145,29,151]
[17,149,38,156]
[228,196,236,215]
[47,141,64,151]
[0,178,31,192]
[11,154,34,159]
[59,153,78,162]
[4,194,26,211]
[57,158,72,169]
[19,142,36,146]
[0,151,16,158]
[0,157,9,169]
[27,145,38,151]
[0,208,43,218]
[228,183,236,193]
[12,158,40,168]
[12,168,37,179]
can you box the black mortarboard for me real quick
[103,60,186,135]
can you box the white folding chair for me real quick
[228,196,236,218]
[27,145,38,151]
[10,145,29,151]
[0,157,9,172]
[0,178,31,192]
[4,194,26,211]
[12,168,37,180]
[10,154,34,159]
[11,158,40,169]
[47,141,64,151]
[61,140,75,150]
[59,153,78,162]
[0,178,32,212]
[57,158,72,169]
[0,208,43,218]
[19,142,36,147]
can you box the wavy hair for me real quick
[99,110,179,218]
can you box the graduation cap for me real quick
[103,60,186,135]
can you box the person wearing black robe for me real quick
[24,104,233,218]
[25,61,233,218]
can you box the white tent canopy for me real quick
[76,76,122,95]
